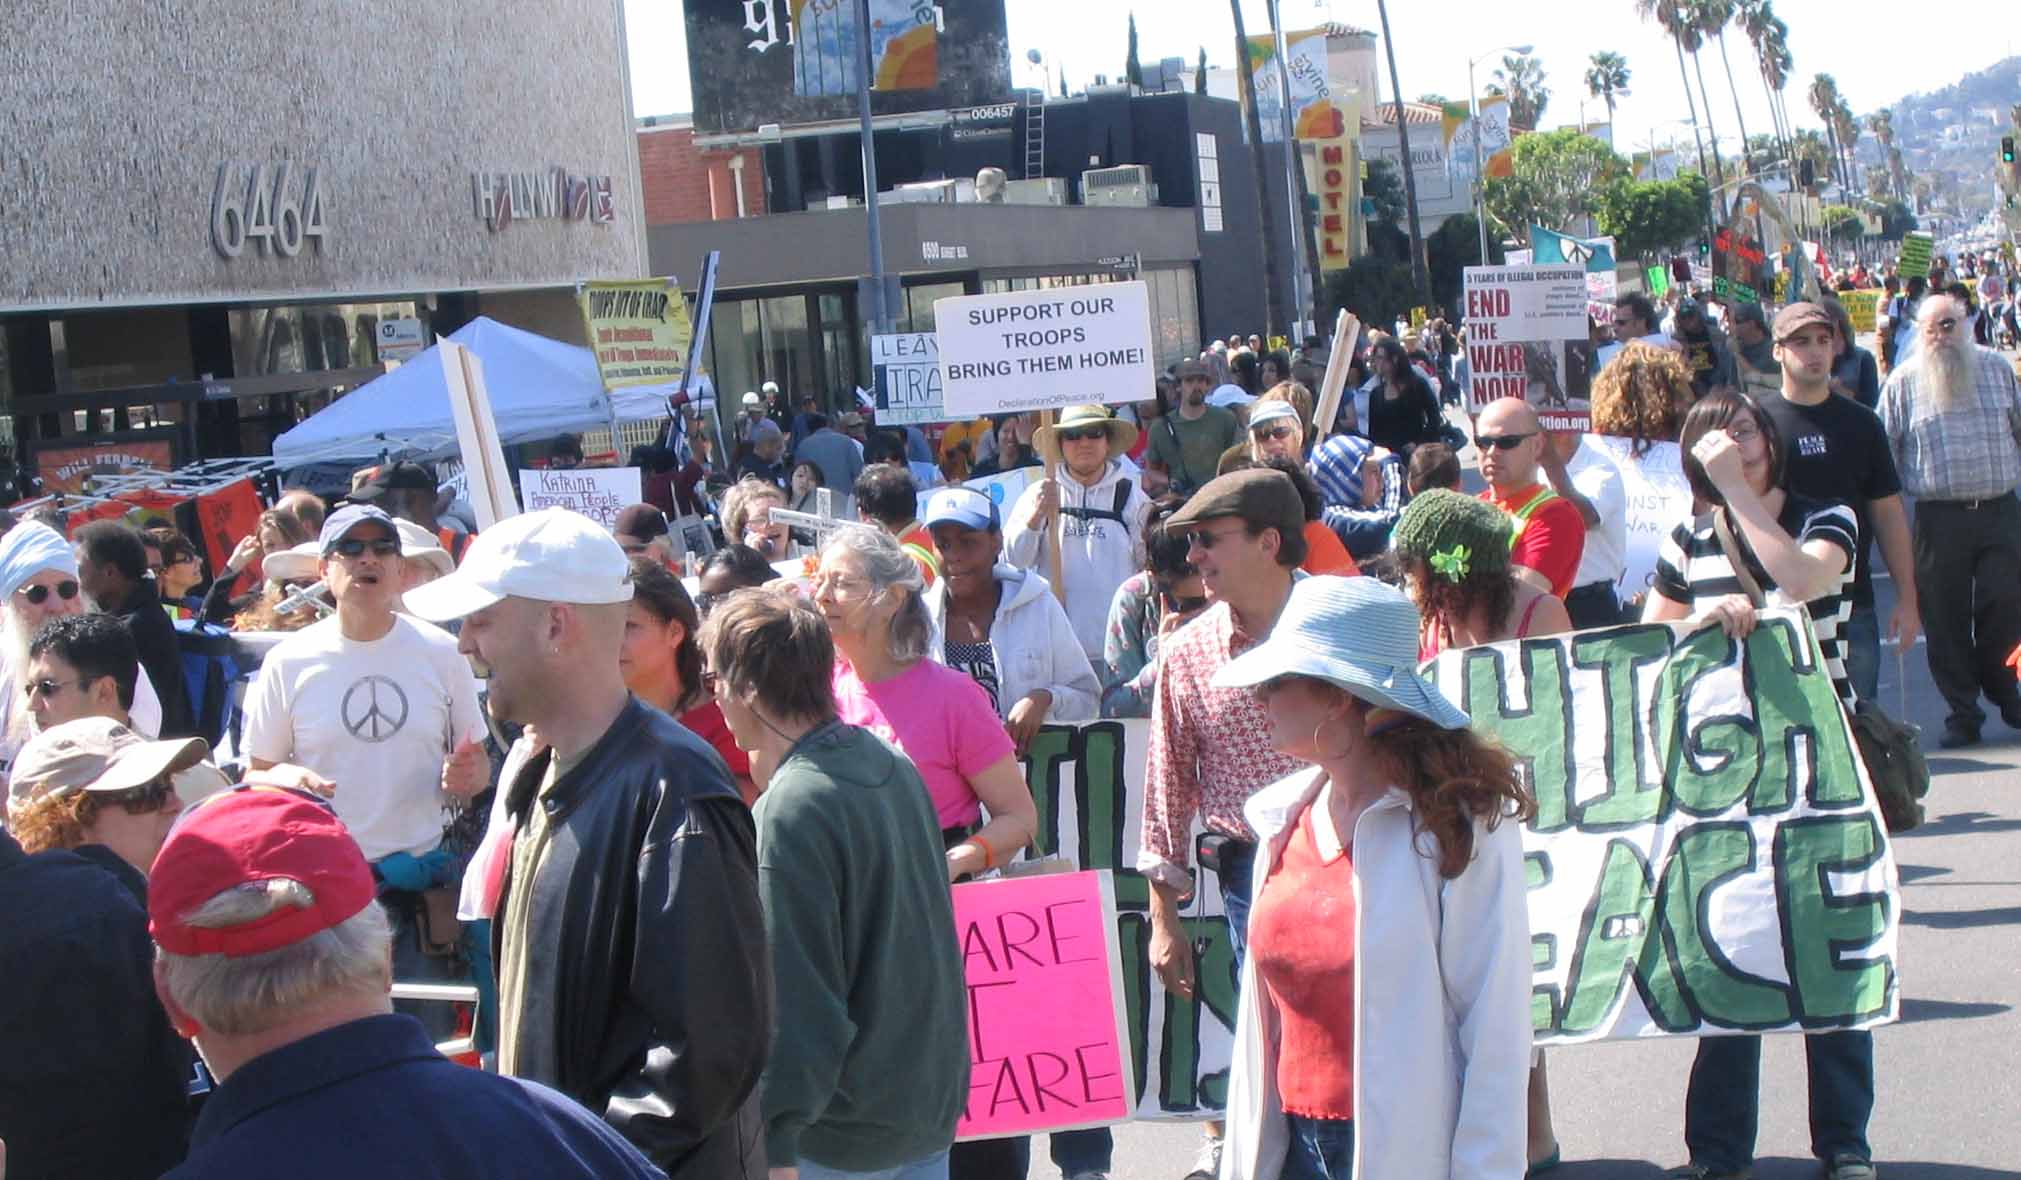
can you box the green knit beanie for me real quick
[1390,489,1512,585]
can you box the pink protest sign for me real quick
[954,869,1134,1140]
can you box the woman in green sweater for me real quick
[701,588,970,1180]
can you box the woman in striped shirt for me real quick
[1643,390,1859,707]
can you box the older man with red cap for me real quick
[148,787,664,1179]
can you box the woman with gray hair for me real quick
[813,525,1035,881]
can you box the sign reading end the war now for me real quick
[935,281,1155,417]
[1428,611,1901,1045]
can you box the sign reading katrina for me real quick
[685,0,1012,137]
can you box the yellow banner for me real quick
[577,278,692,390]
[1840,289,1883,336]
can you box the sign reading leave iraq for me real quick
[955,871,1134,1140]
[1463,264,1594,431]
[872,332,944,425]
[517,467,642,530]
[1428,612,1901,1045]
[936,281,1155,417]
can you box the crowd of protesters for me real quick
[1,242,2017,1180]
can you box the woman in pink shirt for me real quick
[813,526,1036,882]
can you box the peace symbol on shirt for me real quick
[341,675,410,743]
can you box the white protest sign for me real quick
[1463,264,1594,431]
[516,467,642,530]
[1588,436,1693,598]
[935,281,1155,416]
[440,340,517,529]
[964,465,1038,516]
[872,332,944,425]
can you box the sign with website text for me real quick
[1463,264,1594,430]
[1587,436,1693,597]
[871,332,944,425]
[935,282,1155,416]
[1428,613,1901,1045]
[577,279,692,390]
[955,870,1134,1140]
[516,467,641,530]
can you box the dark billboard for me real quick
[685,0,1012,136]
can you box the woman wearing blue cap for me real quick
[1214,575,1536,1180]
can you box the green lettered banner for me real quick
[1429,610,1901,1045]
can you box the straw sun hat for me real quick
[1032,404,1139,466]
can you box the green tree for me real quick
[1819,203,1863,243]
[1585,51,1631,126]
[1636,0,1725,214]
[1482,127,1629,237]
[1876,198,1916,240]
[1125,13,1144,88]
[1417,92,1449,105]
[1321,260,1419,330]
[1487,53,1551,128]
[1195,47,1208,95]
[1363,157,1406,227]
[1594,173,1713,259]
[1427,213,1504,310]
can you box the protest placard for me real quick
[1898,231,1934,279]
[965,465,1038,515]
[1840,290,1884,337]
[577,278,692,389]
[872,332,944,425]
[1530,227,1619,325]
[954,871,1134,1140]
[1463,265,1594,430]
[516,467,641,530]
[1587,436,1693,599]
[440,340,517,528]
[1647,266,1670,299]
[935,281,1155,416]
[1428,611,1901,1044]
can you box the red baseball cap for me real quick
[149,787,376,958]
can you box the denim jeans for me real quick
[799,1148,949,1180]
[1048,1127,1113,1176]
[1282,1114,1355,1180]
[1843,603,1880,706]
[1684,1030,1873,1170]
[1218,840,1258,978]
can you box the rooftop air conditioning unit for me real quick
[822,195,863,210]
[879,179,959,205]
[1081,164,1157,207]
[1002,178,1068,206]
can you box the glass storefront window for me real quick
[226,300,419,377]
[900,282,966,334]
[817,293,860,404]
[1144,266,1199,369]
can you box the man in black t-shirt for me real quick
[1758,302,1919,705]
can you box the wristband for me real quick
[959,836,995,870]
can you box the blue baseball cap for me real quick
[922,486,1000,533]
[319,504,402,556]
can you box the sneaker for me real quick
[1939,722,1981,749]
[1823,1155,1877,1180]
[1664,1165,1750,1180]
[1183,1135,1223,1180]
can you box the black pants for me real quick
[1564,581,1624,630]
[1913,496,2021,730]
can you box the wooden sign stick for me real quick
[1310,310,1362,440]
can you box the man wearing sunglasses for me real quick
[241,504,487,1036]
[1474,398,1588,600]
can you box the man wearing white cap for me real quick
[239,504,486,1034]
[408,508,769,1178]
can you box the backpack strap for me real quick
[1059,478,1136,528]
[1505,486,1560,544]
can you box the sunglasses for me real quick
[1931,317,1959,332]
[1251,424,1296,443]
[100,777,179,817]
[331,537,400,559]
[24,677,90,700]
[1187,524,1250,551]
[1474,432,1536,452]
[17,580,80,605]
[1056,427,1109,443]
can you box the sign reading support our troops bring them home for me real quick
[934,282,1156,416]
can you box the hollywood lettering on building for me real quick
[471,167,617,231]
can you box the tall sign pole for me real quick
[1267,0,1308,339]
[855,0,893,335]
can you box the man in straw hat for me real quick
[147,787,664,1179]
[1004,404,1153,662]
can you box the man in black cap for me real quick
[1671,297,1736,398]
[351,461,468,564]
[1729,301,1781,395]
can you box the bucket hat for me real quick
[1213,575,1470,729]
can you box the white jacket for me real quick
[925,564,1100,723]
[1002,460,1150,662]
[1222,769,1532,1180]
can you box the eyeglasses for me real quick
[1251,423,1297,443]
[1057,427,1109,443]
[1474,432,1536,452]
[100,777,178,817]
[331,537,400,559]
[1930,317,1960,333]
[1724,422,1762,443]
[1187,524,1251,551]
[16,580,80,606]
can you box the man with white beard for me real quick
[1879,292,2021,749]
[0,522,163,785]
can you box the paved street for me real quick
[1093,571,2021,1180]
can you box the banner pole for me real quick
[1044,410,1066,605]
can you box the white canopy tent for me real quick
[270,316,706,470]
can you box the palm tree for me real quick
[1888,144,1909,204]
[1675,2,1730,203]
[1833,97,1860,195]
[1693,0,1757,177]
[1867,109,1896,198]
[1791,127,1833,189]
[1374,0,1430,300]
[1585,51,1631,127]
[1229,0,1283,336]
[1634,0,1716,201]
[1809,74,1843,190]
[1736,0,1788,169]
[1489,53,1550,128]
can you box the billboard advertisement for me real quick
[1244,27,1339,144]
[685,0,1012,137]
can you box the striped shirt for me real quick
[1876,345,2021,502]
[1651,493,1859,707]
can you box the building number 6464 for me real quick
[211,162,329,259]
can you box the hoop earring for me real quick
[1311,713,1358,760]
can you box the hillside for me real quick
[1858,56,2020,217]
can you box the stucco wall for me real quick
[0,0,646,312]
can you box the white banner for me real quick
[935,282,1156,417]
[1587,436,1693,599]
[1463,265,1594,429]
[516,466,641,530]
[871,332,944,425]
[1428,613,1901,1045]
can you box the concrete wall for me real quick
[0,0,646,312]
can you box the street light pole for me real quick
[1467,44,1530,265]
[1267,0,1309,340]
[854,0,892,335]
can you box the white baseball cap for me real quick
[402,508,633,621]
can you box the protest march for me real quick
[8,6,2021,1180]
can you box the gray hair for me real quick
[156,880,391,1036]
[822,525,931,664]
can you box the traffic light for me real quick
[1798,158,1815,188]
[1699,240,1711,259]
[2005,136,2017,164]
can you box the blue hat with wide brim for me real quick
[1213,575,1470,730]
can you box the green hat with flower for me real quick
[1390,489,1511,585]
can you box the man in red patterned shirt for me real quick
[1138,469,1308,1180]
